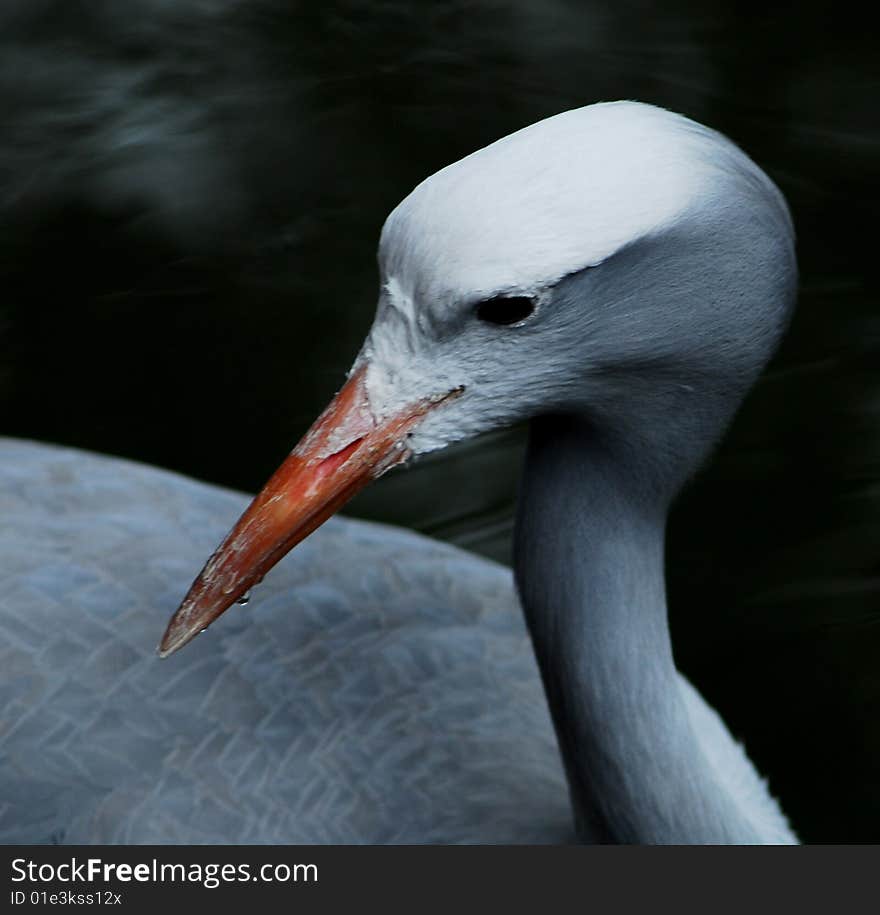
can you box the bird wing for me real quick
[0,438,570,844]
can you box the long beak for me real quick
[159,365,461,657]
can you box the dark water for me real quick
[1,1,877,841]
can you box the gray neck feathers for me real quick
[514,414,763,844]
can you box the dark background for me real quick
[1,0,877,842]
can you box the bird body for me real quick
[2,101,799,843]
[0,439,791,843]
[0,438,568,843]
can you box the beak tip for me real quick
[156,618,194,659]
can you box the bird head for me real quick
[159,101,796,656]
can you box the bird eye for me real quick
[474,295,536,326]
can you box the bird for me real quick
[1,101,798,844]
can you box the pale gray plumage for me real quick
[0,439,571,843]
[1,101,799,843]
[0,439,791,843]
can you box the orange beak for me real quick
[158,364,461,657]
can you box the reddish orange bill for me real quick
[158,365,459,657]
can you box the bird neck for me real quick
[514,414,761,843]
